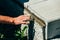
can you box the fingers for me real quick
[24,15,30,21]
[21,21,30,24]
[18,15,30,21]
[13,15,31,25]
[14,20,30,25]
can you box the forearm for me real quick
[0,15,30,25]
[0,15,14,24]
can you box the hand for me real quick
[13,15,30,25]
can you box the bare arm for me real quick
[0,15,14,24]
[0,15,30,25]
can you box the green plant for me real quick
[0,33,4,38]
[15,26,28,40]
[0,26,28,40]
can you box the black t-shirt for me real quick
[0,0,24,17]
[0,0,29,37]
[0,0,29,17]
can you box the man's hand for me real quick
[13,15,30,25]
[0,15,30,25]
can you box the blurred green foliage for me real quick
[0,26,27,40]
[15,26,27,40]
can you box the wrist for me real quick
[0,15,15,24]
[8,17,14,24]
